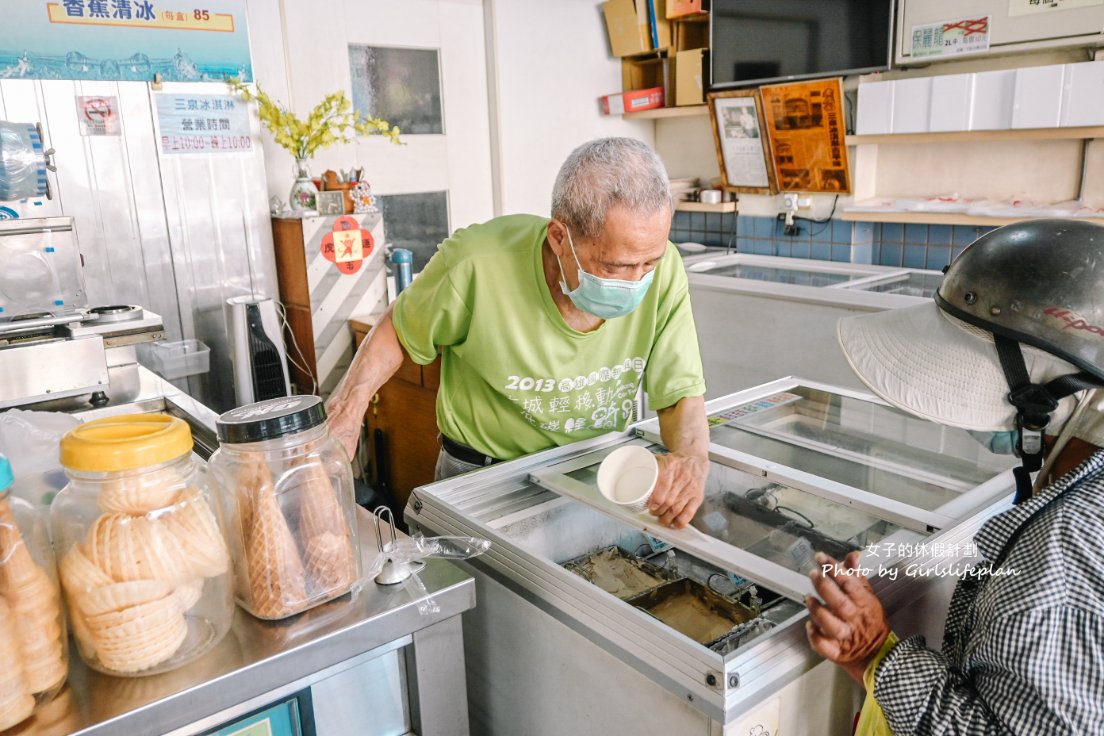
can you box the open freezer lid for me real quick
[529,378,1016,602]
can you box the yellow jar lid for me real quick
[60,414,193,473]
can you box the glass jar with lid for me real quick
[52,414,233,677]
[208,396,361,620]
[0,453,68,730]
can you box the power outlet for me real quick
[782,193,799,210]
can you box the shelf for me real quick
[845,126,1104,146]
[625,104,708,120]
[840,211,1104,227]
[676,200,736,213]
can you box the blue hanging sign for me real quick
[0,1,252,82]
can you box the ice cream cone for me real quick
[59,544,113,597]
[98,466,185,515]
[301,530,356,597]
[0,598,33,730]
[246,484,307,619]
[85,512,189,584]
[159,487,229,579]
[288,459,357,596]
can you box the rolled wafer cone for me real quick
[0,598,33,730]
[159,487,229,579]
[22,651,67,695]
[98,466,185,515]
[301,530,356,597]
[246,484,307,619]
[288,459,356,595]
[0,503,49,594]
[93,613,188,674]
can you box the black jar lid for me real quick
[216,395,327,444]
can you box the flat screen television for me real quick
[710,0,893,90]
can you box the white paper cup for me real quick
[597,446,659,514]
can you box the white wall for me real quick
[485,0,653,217]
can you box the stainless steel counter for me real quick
[8,367,476,736]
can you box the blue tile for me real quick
[952,226,978,247]
[670,230,689,243]
[927,225,952,246]
[752,216,772,238]
[790,242,811,259]
[831,219,851,243]
[811,242,831,261]
[852,221,874,245]
[831,245,851,262]
[951,245,967,262]
[705,213,721,233]
[870,243,882,264]
[926,245,952,270]
[904,223,928,245]
[852,244,873,264]
[879,243,903,267]
[672,211,692,229]
[775,242,792,257]
[903,244,927,269]
[881,223,904,243]
[752,239,772,255]
[808,222,831,242]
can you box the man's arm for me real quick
[325,304,406,460]
[649,394,709,528]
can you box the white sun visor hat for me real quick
[838,303,1083,432]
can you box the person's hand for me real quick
[325,400,362,462]
[805,551,891,685]
[650,453,707,528]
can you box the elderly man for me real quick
[326,137,709,528]
[805,219,1104,733]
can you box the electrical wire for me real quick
[274,298,319,396]
[726,196,740,254]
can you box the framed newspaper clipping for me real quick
[759,78,851,194]
[707,89,776,194]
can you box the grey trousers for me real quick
[433,447,483,482]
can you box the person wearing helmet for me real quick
[803,219,1104,733]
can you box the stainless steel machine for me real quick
[406,378,1017,735]
[681,253,944,397]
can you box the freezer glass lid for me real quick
[692,263,862,286]
[547,444,915,578]
[851,271,943,298]
[706,387,1016,513]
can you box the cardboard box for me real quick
[622,51,669,92]
[600,86,665,115]
[667,0,707,19]
[673,17,709,51]
[603,0,671,57]
[673,48,705,106]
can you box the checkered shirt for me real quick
[873,450,1104,734]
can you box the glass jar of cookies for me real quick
[208,396,361,620]
[0,453,68,730]
[52,415,233,677]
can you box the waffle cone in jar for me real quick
[83,585,187,674]
[246,484,307,618]
[173,578,204,612]
[98,466,185,515]
[0,598,34,730]
[290,459,356,595]
[86,512,189,584]
[0,499,49,594]
[159,487,229,579]
[59,544,113,597]
[235,452,272,540]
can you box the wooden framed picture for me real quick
[317,190,346,216]
[759,78,852,194]
[707,89,777,194]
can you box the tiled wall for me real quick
[670,211,995,271]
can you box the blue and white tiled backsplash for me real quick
[669,211,994,271]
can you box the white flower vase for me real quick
[289,159,318,212]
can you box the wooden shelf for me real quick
[625,105,708,120]
[840,210,1104,227]
[676,200,736,213]
[846,126,1104,146]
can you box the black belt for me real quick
[439,434,500,466]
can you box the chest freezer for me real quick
[405,378,1017,736]
[681,253,943,397]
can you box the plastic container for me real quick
[143,339,211,380]
[208,395,361,620]
[52,415,233,677]
[0,454,68,730]
[391,248,413,295]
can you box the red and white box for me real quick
[600,86,665,115]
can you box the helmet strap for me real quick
[993,334,1104,503]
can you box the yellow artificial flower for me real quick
[226,77,402,162]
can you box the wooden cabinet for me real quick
[271,214,387,396]
[350,318,440,512]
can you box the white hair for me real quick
[551,137,673,240]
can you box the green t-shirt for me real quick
[391,214,705,460]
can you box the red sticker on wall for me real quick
[320,216,374,274]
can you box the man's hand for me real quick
[649,453,707,528]
[804,551,891,685]
[325,400,363,462]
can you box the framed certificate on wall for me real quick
[707,89,777,194]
